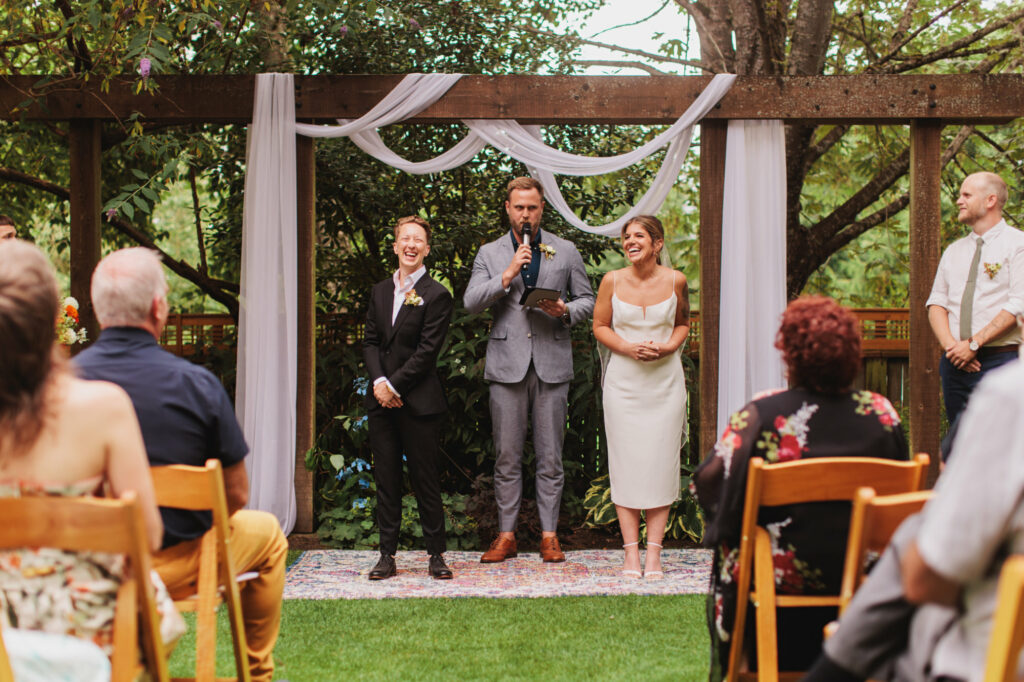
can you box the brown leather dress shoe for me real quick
[539,536,566,563]
[480,535,518,563]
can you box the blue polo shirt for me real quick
[75,326,249,549]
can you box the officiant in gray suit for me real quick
[464,176,595,564]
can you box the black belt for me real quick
[978,344,1020,357]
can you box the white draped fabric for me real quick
[717,120,788,439]
[237,73,299,532]
[239,71,785,528]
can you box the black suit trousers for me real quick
[369,407,446,556]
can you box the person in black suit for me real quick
[363,216,454,580]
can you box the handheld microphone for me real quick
[521,221,532,272]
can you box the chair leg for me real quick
[754,527,779,682]
[195,533,219,682]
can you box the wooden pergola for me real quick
[3,73,1022,532]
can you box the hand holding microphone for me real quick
[521,221,533,272]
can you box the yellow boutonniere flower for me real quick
[538,243,556,260]
[404,289,423,306]
[983,262,1002,279]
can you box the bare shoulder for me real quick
[660,266,687,287]
[64,377,135,419]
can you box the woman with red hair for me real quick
[693,296,908,680]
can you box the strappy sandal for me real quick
[622,541,642,579]
[644,541,664,580]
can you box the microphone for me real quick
[521,221,532,272]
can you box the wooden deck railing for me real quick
[161,308,913,357]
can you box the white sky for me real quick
[563,0,699,75]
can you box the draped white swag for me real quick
[239,72,785,531]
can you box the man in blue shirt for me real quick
[76,247,287,682]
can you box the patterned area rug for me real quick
[284,549,712,600]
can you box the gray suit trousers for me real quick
[490,364,569,532]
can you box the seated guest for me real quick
[75,247,288,682]
[804,339,1024,681]
[0,240,164,653]
[693,296,908,680]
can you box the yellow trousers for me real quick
[152,510,288,682]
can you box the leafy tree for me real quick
[546,0,1024,298]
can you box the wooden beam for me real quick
[68,119,102,347]
[3,74,1022,124]
[699,120,728,459]
[908,121,943,483]
[294,136,316,534]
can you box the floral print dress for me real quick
[0,477,185,657]
[692,388,908,680]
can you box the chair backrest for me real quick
[726,453,930,682]
[0,492,168,682]
[150,459,251,682]
[984,555,1024,682]
[839,487,932,614]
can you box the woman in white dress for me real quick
[593,215,689,579]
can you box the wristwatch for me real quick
[968,337,979,352]
[561,311,571,326]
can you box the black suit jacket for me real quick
[363,273,453,416]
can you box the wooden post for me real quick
[909,121,943,481]
[699,120,728,458]
[68,120,103,346]
[294,135,316,533]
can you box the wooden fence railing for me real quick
[160,308,914,405]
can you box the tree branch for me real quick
[572,59,668,75]
[521,26,710,72]
[0,165,239,317]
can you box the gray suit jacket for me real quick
[464,230,595,384]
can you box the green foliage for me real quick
[307,445,478,550]
[582,469,704,544]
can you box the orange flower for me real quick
[65,305,79,322]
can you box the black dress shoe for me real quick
[429,554,453,580]
[368,553,396,580]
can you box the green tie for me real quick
[960,236,984,341]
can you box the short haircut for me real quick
[393,215,431,243]
[775,296,862,394]
[505,176,545,202]
[91,247,167,328]
[971,171,1008,209]
[0,215,14,227]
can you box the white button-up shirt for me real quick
[926,219,1024,345]
[391,265,426,324]
[374,265,428,398]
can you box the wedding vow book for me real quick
[519,287,561,307]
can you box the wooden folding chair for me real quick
[150,459,251,682]
[0,623,12,682]
[727,453,930,682]
[984,555,1024,682]
[0,492,168,682]
[838,488,932,615]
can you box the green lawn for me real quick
[169,594,711,681]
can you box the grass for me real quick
[169,593,711,681]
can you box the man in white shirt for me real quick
[927,172,1024,428]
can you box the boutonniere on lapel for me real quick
[404,289,424,306]
[538,243,556,260]
[983,262,1002,279]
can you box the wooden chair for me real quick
[0,623,12,682]
[727,453,930,682]
[984,555,1024,682]
[0,492,168,682]
[838,488,932,616]
[150,459,251,682]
